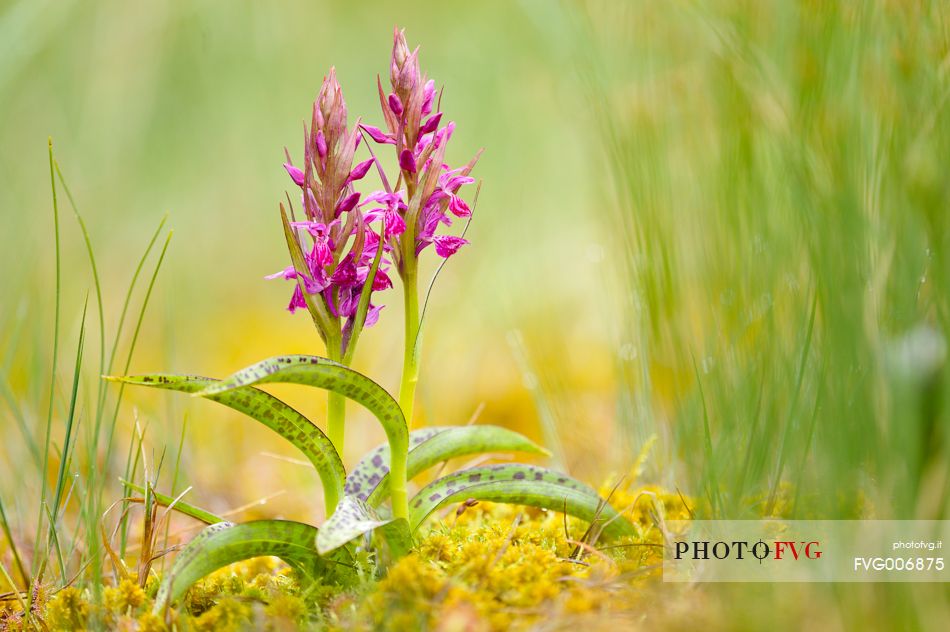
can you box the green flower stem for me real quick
[392,263,419,522]
[398,268,420,427]
[327,332,346,457]
[389,433,409,521]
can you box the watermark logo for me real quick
[674,539,822,561]
[663,520,948,583]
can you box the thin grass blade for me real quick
[120,480,223,525]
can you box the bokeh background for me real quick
[2,1,949,627]
[1,0,619,521]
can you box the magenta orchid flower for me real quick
[361,28,481,269]
[267,69,391,356]
[267,28,480,434]
[356,27,483,425]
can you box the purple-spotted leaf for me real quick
[108,374,345,513]
[197,356,407,463]
[344,426,549,506]
[344,427,447,501]
[154,520,336,613]
[316,495,394,555]
[408,464,638,540]
[196,355,410,518]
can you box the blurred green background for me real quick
[1,0,616,520]
[2,0,949,627]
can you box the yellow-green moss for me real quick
[104,579,147,615]
[351,500,667,631]
[136,612,169,632]
[264,594,308,628]
[184,573,246,615]
[190,596,252,631]
[46,586,89,631]
[36,491,690,631]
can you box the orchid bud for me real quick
[316,69,348,148]
[397,50,420,93]
[399,149,417,173]
[419,112,442,135]
[361,124,396,145]
[316,130,328,160]
[390,28,411,86]
[348,158,375,183]
[421,80,436,116]
[388,93,404,118]
[336,191,360,215]
[283,162,305,187]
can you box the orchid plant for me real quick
[108,27,636,616]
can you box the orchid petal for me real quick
[364,304,384,327]
[330,256,359,287]
[449,195,471,218]
[432,235,469,258]
[385,210,407,237]
[287,286,307,313]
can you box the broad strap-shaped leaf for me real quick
[344,427,447,501]
[196,356,408,468]
[408,464,638,540]
[153,520,334,613]
[316,495,397,555]
[345,426,549,506]
[108,374,345,512]
[377,518,413,560]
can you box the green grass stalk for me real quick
[33,138,62,581]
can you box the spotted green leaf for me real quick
[153,520,334,613]
[377,518,413,560]
[409,464,638,540]
[107,374,345,512]
[197,356,406,458]
[316,495,395,555]
[345,426,549,506]
[197,355,410,518]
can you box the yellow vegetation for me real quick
[29,490,691,631]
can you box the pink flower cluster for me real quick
[361,28,480,268]
[269,28,478,336]
[268,69,390,327]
